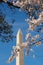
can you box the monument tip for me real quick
[17,29,22,35]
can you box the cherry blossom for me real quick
[36,41,41,45]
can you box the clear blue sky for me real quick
[0,2,43,65]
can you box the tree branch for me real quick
[0,0,20,8]
[31,38,43,46]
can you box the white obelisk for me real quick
[16,29,24,65]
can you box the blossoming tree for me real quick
[0,0,43,63]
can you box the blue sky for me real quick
[0,2,43,65]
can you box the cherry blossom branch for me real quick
[30,38,43,46]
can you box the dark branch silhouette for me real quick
[0,0,20,8]
[0,13,14,42]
